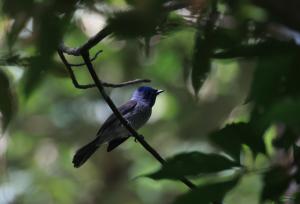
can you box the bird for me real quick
[72,86,164,168]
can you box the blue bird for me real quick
[73,86,164,167]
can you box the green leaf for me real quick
[23,11,68,97]
[147,152,240,180]
[174,177,240,204]
[249,51,300,108]
[22,56,51,97]
[210,122,266,161]
[107,8,163,38]
[0,69,15,130]
[293,145,300,183]
[213,40,300,59]
[191,31,212,95]
[261,98,300,128]
[260,166,292,202]
[212,28,242,50]
[2,0,34,17]
[295,192,300,203]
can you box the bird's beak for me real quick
[156,89,164,95]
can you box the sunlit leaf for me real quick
[174,177,240,204]
[260,166,292,202]
[0,69,15,130]
[210,122,266,161]
[146,152,240,180]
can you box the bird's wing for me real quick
[97,100,137,135]
[107,137,129,152]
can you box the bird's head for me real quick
[131,86,164,107]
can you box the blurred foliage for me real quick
[146,152,239,180]
[1,0,300,204]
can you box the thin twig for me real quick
[57,49,94,89]
[81,50,197,190]
[102,79,151,87]
[57,49,150,89]
[69,50,103,67]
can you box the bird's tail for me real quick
[73,138,101,168]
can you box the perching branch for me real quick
[80,50,196,189]
[59,26,112,56]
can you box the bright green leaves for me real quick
[210,122,266,162]
[0,69,16,130]
[147,152,240,180]
[174,176,240,204]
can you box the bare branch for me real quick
[81,50,196,190]
[59,26,112,56]
[57,49,94,89]
[102,79,151,87]
[69,50,103,67]
[57,49,150,89]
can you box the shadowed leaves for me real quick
[191,30,212,95]
[250,53,300,108]
[107,0,166,39]
[260,98,300,129]
[22,13,68,97]
[260,166,292,203]
[272,127,299,150]
[210,123,266,162]
[146,152,240,180]
[174,176,240,204]
[213,40,300,59]
[0,69,16,130]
